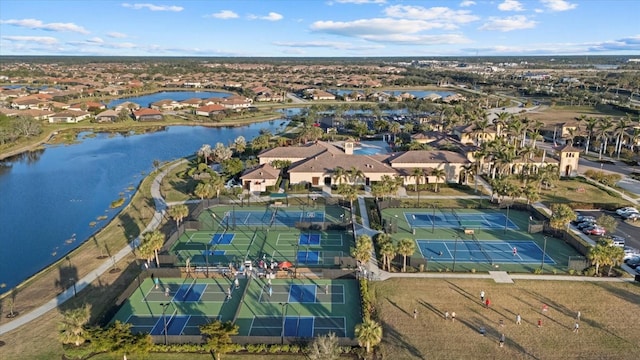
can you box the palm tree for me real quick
[597,118,613,160]
[141,230,165,268]
[167,204,189,229]
[348,166,365,185]
[587,243,608,275]
[396,238,415,272]
[209,174,226,198]
[355,319,383,354]
[59,304,91,346]
[430,167,446,193]
[521,183,540,205]
[494,111,511,137]
[550,203,576,231]
[336,183,358,210]
[375,233,394,271]
[584,117,598,154]
[197,144,212,164]
[351,235,373,265]
[410,167,424,192]
[613,118,629,159]
[194,181,213,200]
[332,166,348,185]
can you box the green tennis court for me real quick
[111,277,244,335]
[235,278,361,338]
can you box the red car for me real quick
[583,226,606,236]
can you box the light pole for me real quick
[504,203,511,234]
[452,232,459,272]
[432,203,437,233]
[203,243,209,278]
[291,242,299,279]
[279,302,289,345]
[540,236,548,273]
[160,302,171,345]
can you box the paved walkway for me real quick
[0,160,185,336]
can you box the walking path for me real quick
[0,160,185,336]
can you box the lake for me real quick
[0,121,285,294]
[107,91,232,108]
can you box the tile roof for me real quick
[241,163,280,180]
[386,150,470,165]
[289,151,395,174]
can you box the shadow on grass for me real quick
[417,299,445,318]
[380,321,426,360]
[385,297,410,318]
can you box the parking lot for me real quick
[575,210,639,249]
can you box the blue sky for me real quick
[1,0,639,57]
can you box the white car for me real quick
[616,207,639,216]
[623,247,640,260]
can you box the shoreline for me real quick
[0,114,284,161]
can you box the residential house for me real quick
[49,110,91,123]
[133,108,163,121]
[180,98,203,108]
[196,104,225,117]
[453,123,499,145]
[95,109,120,122]
[240,163,281,192]
[150,99,180,110]
[19,109,55,121]
[114,101,140,112]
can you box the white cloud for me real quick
[273,40,383,50]
[335,0,386,3]
[384,5,479,24]
[0,18,89,34]
[107,32,128,38]
[2,35,58,45]
[121,3,183,12]
[540,0,577,12]
[310,18,471,45]
[248,12,283,21]
[479,15,537,31]
[498,0,524,11]
[87,37,104,44]
[208,10,239,19]
[312,18,455,36]
[459,1,476,7]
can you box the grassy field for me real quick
[537,178,630,208]
[372,278,640,360]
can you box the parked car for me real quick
[572,215,596,225]
[576,220,597,230]
[583,226,606,236]
[623,247,640,260]
[616,207,638,216]
[622,212,640,221]
[625,256,640,269]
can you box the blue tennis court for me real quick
[417,240,555,264]
[289,284,316,303]
[210,233,234,245]
[173,283,207,302]
[284,317,314,337]
[405,211,519,230]
[150,315,189,335]
[299,233,321,245]
[297,251,321,265]
[248,316,346,337]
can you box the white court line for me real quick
[443,242,453,259]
